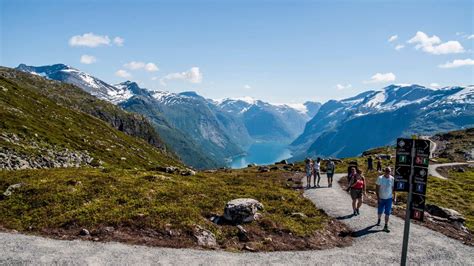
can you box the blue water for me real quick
[230,142,292,169]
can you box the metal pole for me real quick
[401,138,416,266]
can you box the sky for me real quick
[1,0,473,104]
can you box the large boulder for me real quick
[426,204,465,223]
[224,198,264,224]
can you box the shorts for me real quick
[378,198,393,215]
[327,173,334,178]
[350,189,363,199]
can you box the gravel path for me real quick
[1,174,473,265]
[428,162,469,179]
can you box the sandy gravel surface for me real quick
[1,174,473,265]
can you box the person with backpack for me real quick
[305,158,313,188]
[313,157,321,187]
[347,169,367,216]
[326,160,335,187]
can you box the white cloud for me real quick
[124,61,159,72]
[467,35,474,40]
[151,76,159,81]
[430,83,440,87]
[69,33,111,47]
[335,83,352,90]
[124,61,145,70]
[407,31,464,55]
[115,69,132,78]
[438,58,474,69]
[113,37,124,46]
[388,35,398,42]
[243,84,251,89]
[144,63,159,72]
[160,67,202,86]
[69,33,124,47]
[364,72,396,84]
[80,54,96,64]
[395,44,405,51]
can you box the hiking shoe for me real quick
[356,209,360,215]
[383,225,390,232]
[376,219,381,226]
[353,210,358,216]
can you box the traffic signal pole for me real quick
[400,137,416,266]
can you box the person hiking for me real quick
[347,169,366,216]
[305,158,313,188]
[376,157,382,172]
[376,167,395,232]
[313,157,321,187]
[326,160,335,187]
[367,156,373,171]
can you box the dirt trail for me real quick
[1,174,473,265]
[428,162,469,179]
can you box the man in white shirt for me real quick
[376,167,395,232]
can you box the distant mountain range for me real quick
[291,84,474,160]
[16,64,473,165]
[17,64,317,168]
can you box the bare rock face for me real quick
[224,198,264,224]
[193,225,217,248]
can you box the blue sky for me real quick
[1,0,473,103]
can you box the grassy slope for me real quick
[0,67,174,155]
[0,72,179,169]
[0,167,332,250]
[431,128,474,162]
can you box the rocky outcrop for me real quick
[0,147,94,170]
[426,204,467,231]
[223,198,264,224]
[193,225,217,248]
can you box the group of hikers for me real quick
[305,157,335,188]
[304,157,395,232]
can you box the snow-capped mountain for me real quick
[117,82,249,168]
[16,64,134,104]
[291,84,474,159]
[214,97,321,142]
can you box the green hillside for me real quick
[0,70,180,169]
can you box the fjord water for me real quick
[230,141,292,169]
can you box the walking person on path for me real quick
[367,156,373,171]
[376,167,395,232]
[305,158,313,188]
[313,157,321,187]
[376,157,382,172]
[326,160,335,187]
[347,169,366,216]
